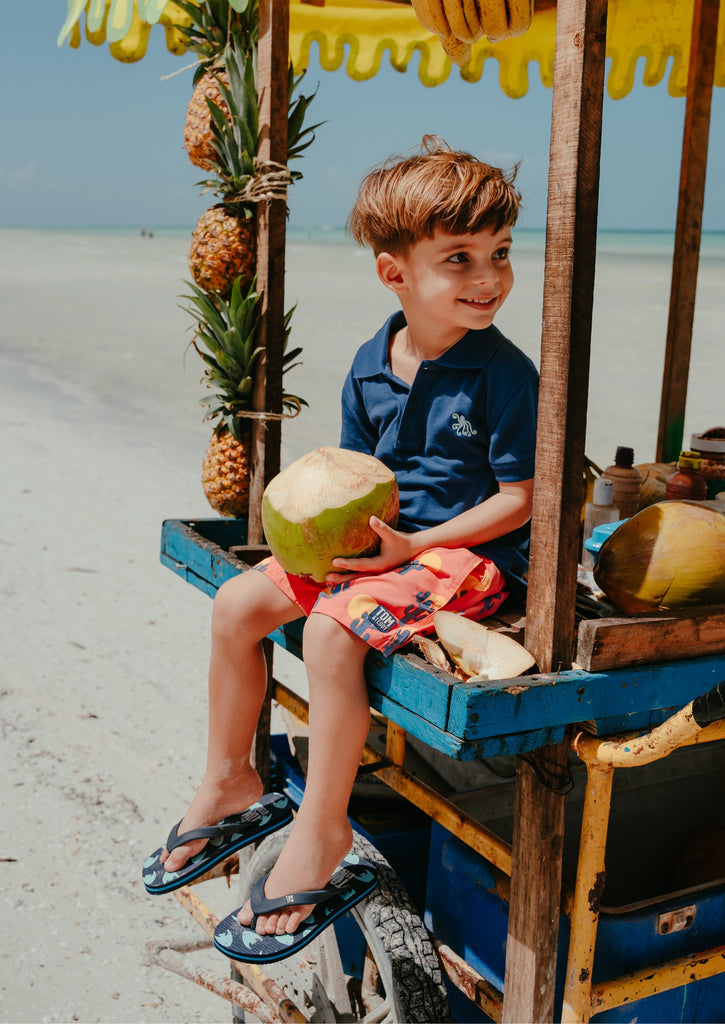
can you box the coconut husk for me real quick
[433,611,536,681]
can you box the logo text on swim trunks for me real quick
[451,413,477,437]
[367,605,397,632]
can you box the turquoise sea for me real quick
[1,225,723,474]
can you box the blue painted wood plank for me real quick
[448,657,725,741]
[161,519,247,591]
[364,651,454,731]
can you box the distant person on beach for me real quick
[142,136,538,963]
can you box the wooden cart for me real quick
[63,1,725,1020]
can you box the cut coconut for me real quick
[262,447,399,582]
[433,610,536,681]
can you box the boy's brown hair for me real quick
[347,136,521,256]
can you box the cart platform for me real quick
[160,517,725,760]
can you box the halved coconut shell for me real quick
[433,610,536,681]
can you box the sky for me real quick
[1,0,723,232]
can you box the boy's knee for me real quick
[302,613,367,665]
[212,575,257,639]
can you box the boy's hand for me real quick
[326,517,418,581]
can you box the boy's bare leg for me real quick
[238,612,372,936]
[162,570,301,873]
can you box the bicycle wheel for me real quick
[230,825,452,1023]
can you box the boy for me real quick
[142,137,538,964]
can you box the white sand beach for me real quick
[1,226,723,1022]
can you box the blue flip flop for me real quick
[142,793,294,895]
[213,853,378,964]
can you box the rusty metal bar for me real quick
[171,886,307,1023]
[560,761,614,1023]
[573,716,725,769]
[591,944,725,1014]
[273,679,513,874]
[434,938,504,1022]
[146,941,277,1024]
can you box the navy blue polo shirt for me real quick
[340,310,539,590]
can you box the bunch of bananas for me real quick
[410,0,534,64]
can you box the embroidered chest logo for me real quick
[451,413,477,437]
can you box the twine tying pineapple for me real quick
[177,0,316,518]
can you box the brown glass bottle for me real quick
[665,451,708,501]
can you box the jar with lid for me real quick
[665,451,708,501]
[689,428,725,499]
[601,446,641,518]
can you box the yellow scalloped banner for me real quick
[58,0,725,99]
[58,0,190,62]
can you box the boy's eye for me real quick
[494,247,511,261]
[447,252,468,264]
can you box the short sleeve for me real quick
[340,370,377,455]
[488,370,539,482]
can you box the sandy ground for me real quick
[0,231,315,1024]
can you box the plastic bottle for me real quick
[581,478,620,570]
[601,446,642,518]
[665,451,708,501]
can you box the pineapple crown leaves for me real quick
[196,42,259,199]
[287,69,323,176]
[181,276,307,442]
[175,0,259,80]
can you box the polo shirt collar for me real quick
[352,310,504,380]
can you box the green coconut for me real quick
[594,500,725,613]
[261,447,399,582]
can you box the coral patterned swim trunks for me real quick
[255,548,509,656]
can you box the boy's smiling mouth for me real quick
[460,296,498,309]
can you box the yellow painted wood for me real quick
[560,762,614,1023]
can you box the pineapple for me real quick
[189,202,256,298]
[188,41,260,297]
[182,276,305,516]
[184,70,230,172]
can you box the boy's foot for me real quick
[214,853,378,964]
[237,818,354,935]
[160,770,264,874]
[142,792,293,895]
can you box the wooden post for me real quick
[525,0,607,675]
[503,2,608,1021]
[248,0,290,784]
[656,0,719,464]
[248,0,289,544]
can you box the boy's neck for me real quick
[389,321,467,384]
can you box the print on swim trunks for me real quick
[367,605,398,633]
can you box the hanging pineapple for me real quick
[183,277,305,517]
[178,0,257,172]
[177,0,318,514]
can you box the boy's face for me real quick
[380,226,514,342]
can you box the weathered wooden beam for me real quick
[248,0,290,785]
[502,738,571,1022]
[576,604,725,672]
[525,0,607,676]
[248,0,290,544]
[504,1,608,1020]
[656,0,719,463]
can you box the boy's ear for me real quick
[376,251,407,295]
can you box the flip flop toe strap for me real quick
[250,873,341,917]
[165,820,231,854]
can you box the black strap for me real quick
[249,872,342,916]
[692,680,725,727]
[165,819,240,854]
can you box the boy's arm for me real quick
[329,478,534,577]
